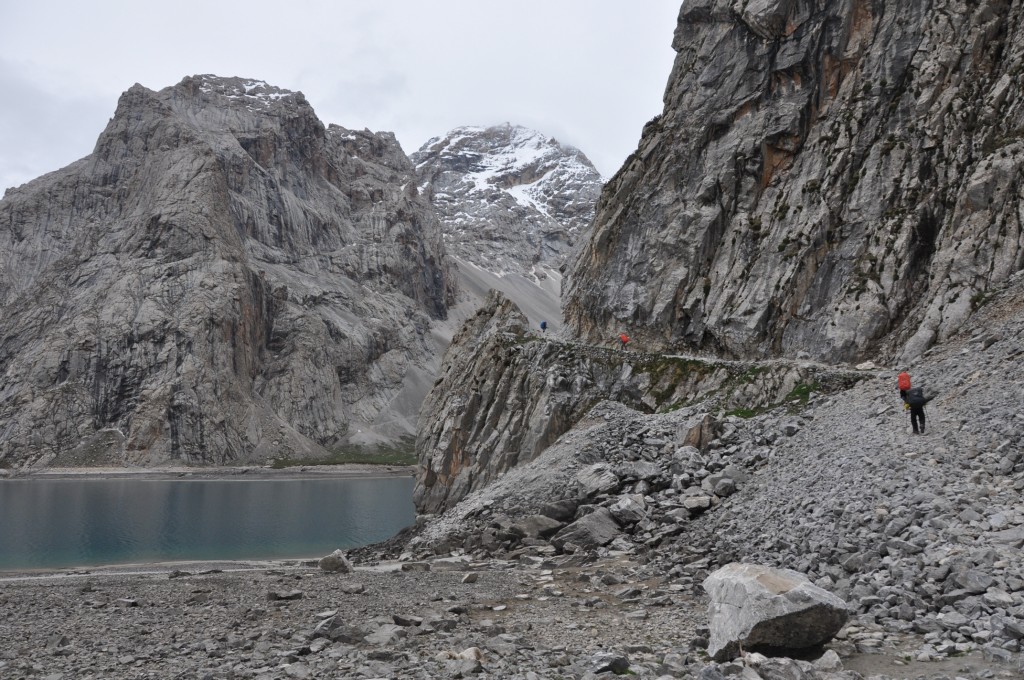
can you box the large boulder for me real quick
[510,514,565,539]
[609,494,648,525]
[703,563,849,661]
[550,507,621,551]
[318,549,354,574]
[576,463,620,497]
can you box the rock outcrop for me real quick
[0,75,455,468]
[412,124,603,276]
[564,0,1024,364]
[413,290,866,514]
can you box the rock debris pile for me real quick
[379,272,1024,678]
[3,275,1021,679]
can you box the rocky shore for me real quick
[5,464,415,481]
[1,553,701,680]
[0,551,1014,680]
[4,275,1022,679]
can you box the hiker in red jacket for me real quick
[619,333,630,351]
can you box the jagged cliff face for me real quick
[564,0,1024,363]
[415,291,863,514]
[412,124,603,276]
[0,75,455,468]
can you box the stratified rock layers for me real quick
[564,0,1024,364]
[0,76,455,467]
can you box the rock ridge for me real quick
[0,74,455,467]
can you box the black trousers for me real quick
[910,406,926,433]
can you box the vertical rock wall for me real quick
[564,0,1024,363]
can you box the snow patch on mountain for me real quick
[195,75,296,108]
[412,123,604,278]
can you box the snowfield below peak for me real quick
[412,123,603,276]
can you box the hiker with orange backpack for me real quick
[619,333,630,351]
[897,370,911,404]
[898,371,934,434]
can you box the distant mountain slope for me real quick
[412,124,603,278]
[0,75,455,468]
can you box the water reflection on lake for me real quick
[0,476,415,571]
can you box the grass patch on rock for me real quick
[270,438,417,469]
[784,382,820,405]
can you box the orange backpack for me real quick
[897,372,911,391]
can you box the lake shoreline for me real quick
[4,463,416,481]
[0,556,366,581]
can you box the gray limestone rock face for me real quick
[413,289,860,514]
[0,75,456,468]
[564,0,1024,364]
[703,562,850,661]
[412,124,603,276]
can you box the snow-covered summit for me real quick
[412,124,603,277]
[189,75,300,109]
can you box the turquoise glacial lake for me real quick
[0,476,415,571]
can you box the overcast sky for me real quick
[0,1,681,192]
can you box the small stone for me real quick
[592,651,630,674]
[393,613,423,626]
[283,663,312,679]
[267,590,304,601]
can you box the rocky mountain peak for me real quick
[412,123,603,276]
[412,0,1024,517]
[187,75,302,108]
[0,75,455,468]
